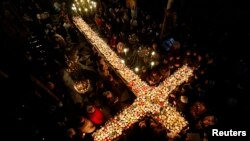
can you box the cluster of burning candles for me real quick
[73,16,194,141]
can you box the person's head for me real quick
[99,64,104,70]
[77,116,86,127]
[107,75,114,82]
[203,115,218,127]
[149,119,158,128]
[112,34,117,39]
[103,91,113,99]
[54,34,63,41]
[193,51,197,56]
[97,56,103,62]
[96,80,104,88]
[160,66,169,78]
[172,41,180,50]
[190,101,207,118]
[186,50,191,56]
[61,2,66,7]
[180,95,188,104]
[152,43,158,50]
[46,23,53,29]
[66,128,76,139]
[195,101,206,110]
[77,116,96,133]
[46,82,55,90]
[151,69,158,76]
[139,120,146,128]
[160,66,169,74]
[168,54,174,61]
[86,105,95,114]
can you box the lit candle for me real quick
[151,51,155,56]
[123,48,128,55]
[134,67,139,72]
[72,6,76,11]
[121,59,125,64]
[150,61,155,67]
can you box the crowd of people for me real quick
[4,0,248,141]
[81,2,219,140]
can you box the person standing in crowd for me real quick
[102,90,121,115]
[86,104,105,126]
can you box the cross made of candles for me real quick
[73,17,194,141]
